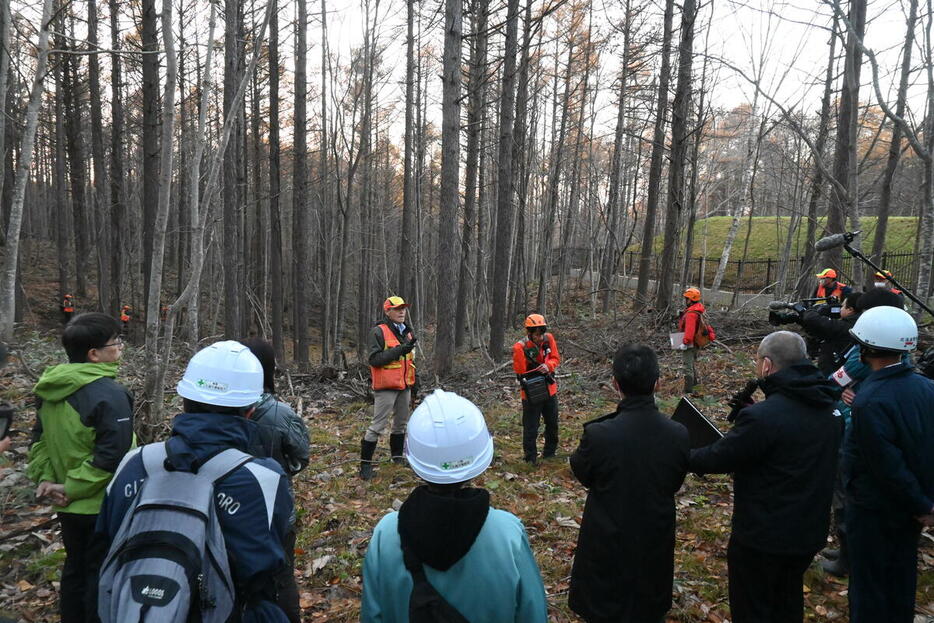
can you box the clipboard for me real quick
[669,332,685,349]
[671,397,724,449]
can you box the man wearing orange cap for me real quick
[678,287,715,395]
[512,314,561,464]
[873,270,904,300]
[813,269,851,303]
[360,296,417,480]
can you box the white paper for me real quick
[669,332,685,349]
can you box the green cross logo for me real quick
[441,462,450,470]
[197,379,206,387]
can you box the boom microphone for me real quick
[815,231,861,253]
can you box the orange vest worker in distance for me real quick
[813,268,850,300]
[120,305,131,325]
[360,296,417,480]
[60,295,75,324]
[512,314,561,464]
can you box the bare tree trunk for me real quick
[267,0,284,362]
[319,0,331,363]
[655,0,695,310]
[434,0,462,376]
[455,0,488,349]
[871,0,916,284]
[293,0,310,365]
[223,0,244,338]
[0,0,54,340]
[635,0,674,306]
[141,0,159,311]
[399,0,416,300]
[825,0,865,273]
[63,36,88,299]
[599,0,632,313]
[108,0,125,317]
[487,0,521,359]
[0,0,11,245]
[54,23,70,302]
[87,0,109,310]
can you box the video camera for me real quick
[767,297,840,326]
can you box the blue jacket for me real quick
[362,505,547,622]
[844,362,934,517]
[829,345,909,428]
[96,412,293,623]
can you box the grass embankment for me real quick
[644,216,919,259]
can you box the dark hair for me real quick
[182,398,250,417]
[239,337,275,393]
[612,344,659,396]
[62,313,121,363]
[856,288,903,313]
[843,291,862,310]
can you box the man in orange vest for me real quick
[60,294,75,324]
[873,270,905,300]
[120,305,131,329]
[512,314,561,464]
[361,296,417,480]
[813,268,851,302]
[678,287,716,395]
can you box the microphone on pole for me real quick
[815,231,861,253]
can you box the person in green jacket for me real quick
[27,313,135,623]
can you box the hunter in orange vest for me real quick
[360,296,417,480]
[120,305,131,325]
[813,268,851,302]
[60,294,75,324]
[512,313,561,464]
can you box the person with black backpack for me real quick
[94,341,293,623]
[361,389,548,622]
[512,314,561,464]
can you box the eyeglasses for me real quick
[99,338,124,349]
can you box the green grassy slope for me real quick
[645,216,918,259]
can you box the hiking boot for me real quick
[389,433,406,465]
[821,557,849,578]
[360,439,377,480]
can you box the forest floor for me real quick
[1,288,933,622]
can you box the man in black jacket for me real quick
[569,344,689,623]
[690,331,839,623]
[799,291,861,376]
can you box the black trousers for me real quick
[59,512,99,623]
[847,505,920,623]
[521,395,558,461]
[727,539,814,623]
[277,527,301,623]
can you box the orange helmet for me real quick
[683,287,701,302]
[874,270,893,280]
[64,294,73,299]
[815,268,837,279]
[524,313,547,329]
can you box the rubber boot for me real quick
[683,376,695,395]
[389,433,406,465]
[359,439,377,480]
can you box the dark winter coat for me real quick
[690,361,840,555]
[844,362,934,517]
[569,395,690,623]
[799,309,856,376]
[367,320,415,368]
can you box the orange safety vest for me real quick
[62,299,74,313]
[370,323,416,391]
[815,282,846,300]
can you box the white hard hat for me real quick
[404,389,494,484]
[849,306,918,353]
[177,340,264,407]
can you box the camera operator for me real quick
[799,291,862,376]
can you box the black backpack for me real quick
[402,547,470,623]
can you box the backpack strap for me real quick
[402,546,471,623]
[138,444,253,516]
